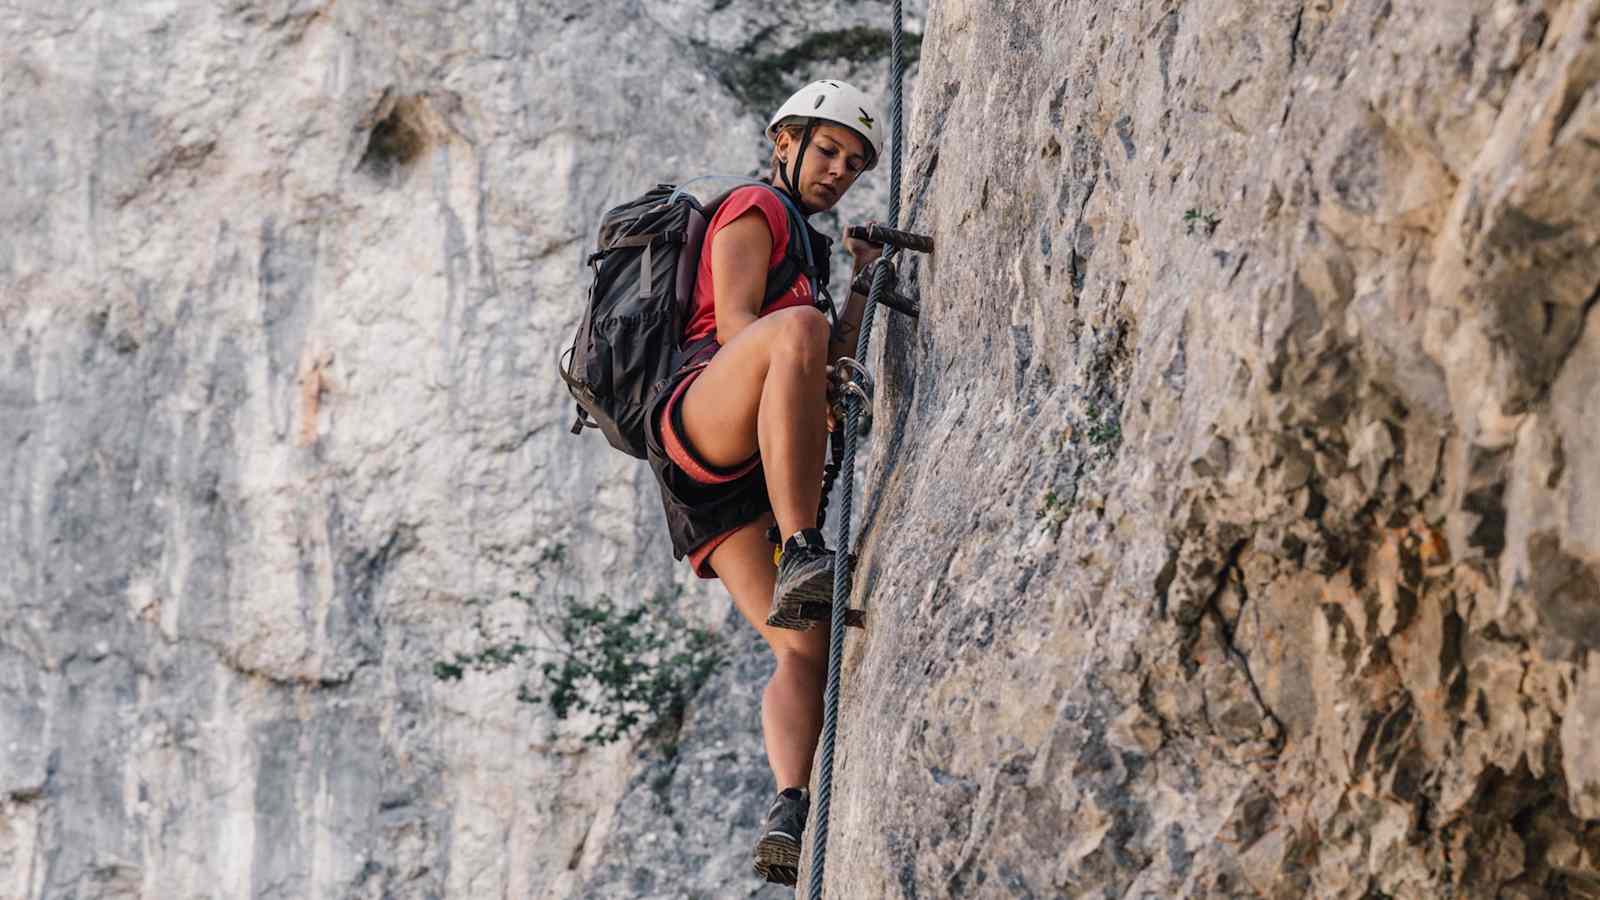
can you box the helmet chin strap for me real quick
[776,118,818,216]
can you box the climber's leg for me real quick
[677,306,831,544]
[708,516,822,887]
[708,515,827,789]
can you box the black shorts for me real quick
[644,339,773,578]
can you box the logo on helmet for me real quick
[858,108,875,130]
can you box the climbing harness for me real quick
[805,1,935,896]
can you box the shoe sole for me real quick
[765,566,834,631]
[753,832,801,886]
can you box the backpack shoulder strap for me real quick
[763,255,804,307]
[745,183,826,308]
[690,179,830,312]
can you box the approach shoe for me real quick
[753,787,809,886]
[766,528,835,631]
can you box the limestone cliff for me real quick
[3,0,1599,898]
[817,0,1600,897]
[1,1,906,896]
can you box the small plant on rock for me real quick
[1086,402,1122,449]
[1183,207,1222,237]
[433,547,725,747]
[1037,489,1071,535]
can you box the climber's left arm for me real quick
[828,225,884,363]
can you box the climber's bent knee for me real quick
[679,307,831,469]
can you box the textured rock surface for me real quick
[6,0,1600,898]
[820,0,1600,897]
[0,0,911,897]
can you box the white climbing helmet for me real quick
[767,80,885,169]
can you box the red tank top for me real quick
[681,186,814,347]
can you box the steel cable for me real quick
[806,1,904,896]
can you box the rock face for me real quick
[818,0,1600,897]
[4,0,1599,899]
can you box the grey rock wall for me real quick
[1,1,914,897]
[816,0,1600,897]
[7,0,1598,897]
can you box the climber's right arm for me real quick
[710,210,774,346]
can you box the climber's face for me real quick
[775,123,870,212]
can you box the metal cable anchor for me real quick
[829,357,875,436]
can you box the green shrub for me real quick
[717,27,925,114]
[433,549,725,746]
[523,591,724,746]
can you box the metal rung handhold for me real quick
[849,265,920,319]
[877,290,920,318]
[849,262,895,297]
[845,224,935,254]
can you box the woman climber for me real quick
[641,79,885,886]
